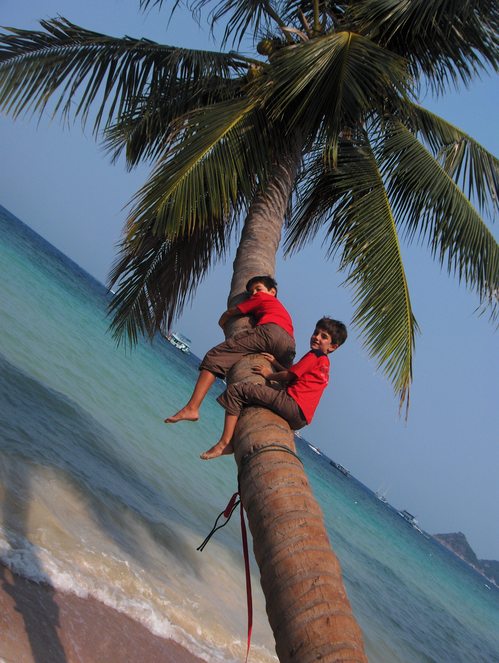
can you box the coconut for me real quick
[257,38,276,56]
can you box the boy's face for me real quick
[248,282,277,297]
[310,327,338,354]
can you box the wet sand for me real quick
[0,562,205,663]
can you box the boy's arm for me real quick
[218,307,241,328]
[252,364,294,384]
[220,291,260,328]
[259,352,287,372]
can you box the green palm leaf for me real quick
[103,74,245,167]
[287,140,417,409]
[0,17,250,132]
[123,91,295,243]
[264,31,409,132]
[139,0,168,9]
[403,103,499,218]
[124,97,263,239]
[142,0,290,47]
[197,0,281,47]
[350,0,499,93]
[380,120,499,304]
[109,215,234,343]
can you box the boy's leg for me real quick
[255,324,296,368]
[200,382,305,461]
[165,327,272,424]
[218,382,305,429]
[200,413,238,460]
[166,325,295,424]
[164,370,216,423]
[199,326,280,377]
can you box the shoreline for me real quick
[0,561,205,663]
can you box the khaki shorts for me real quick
[217,381,307,430]
[200,323,295,379]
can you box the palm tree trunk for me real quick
[224,141,368,661]
[228,138,300,304]
[233,364,367,662]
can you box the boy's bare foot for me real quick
[164,406,199,423]
[200,440,234,460]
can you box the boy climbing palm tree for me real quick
[201,317,347,459]
[165,275,295,424]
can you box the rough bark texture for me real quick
[222,141,368,661]
[229,357,367,663]
[228,137,301,308]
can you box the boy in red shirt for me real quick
[200,317,347,459]
[165,276,295,424]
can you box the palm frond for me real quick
[349,0,499,94]
[108,215,233,342]
[287,140,417,409]
[403,103,499,218]
[263,32,409,133]
[139,0,169,9]
[380,120,499,305]
[191,0,287,47]
[284,145,354,251]
[124,93,290,243]
[124,97,262,240]
[103,74,245,167]
[0,17,250,133]
[279,0,344,34]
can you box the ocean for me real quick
[0,204,498,662]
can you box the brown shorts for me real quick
[217,382,307,430]
[200,323,295,379]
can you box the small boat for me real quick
[329,460,350,476]
[375,486,389,504]
[307,443,322,455]
[398,510,426,534]
[398,509,417,525]
[164,331,191,353]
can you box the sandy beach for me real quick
[0,562,205,663]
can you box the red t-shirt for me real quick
[286,350,330,423]
[236,292,294,338]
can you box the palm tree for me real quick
[1,1,497,660]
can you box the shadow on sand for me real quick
[0,353,206,661]
[1,456,67,662]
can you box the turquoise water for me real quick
[1,205,498,662]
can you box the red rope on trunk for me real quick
[198,490,253,662]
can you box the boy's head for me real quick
[246,275,278,297]
[311,317,348,354]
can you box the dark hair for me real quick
[316,317,348,346]
[246,275,278,293]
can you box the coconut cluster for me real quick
[256,38,281,56]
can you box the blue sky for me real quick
[1,0,498,559]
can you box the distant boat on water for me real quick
[375,486,389,504]
[307,443,322,455]
[329,460,350,477]
[398,509,417,525]
[397,509,428,535]
[163,331,191,353]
